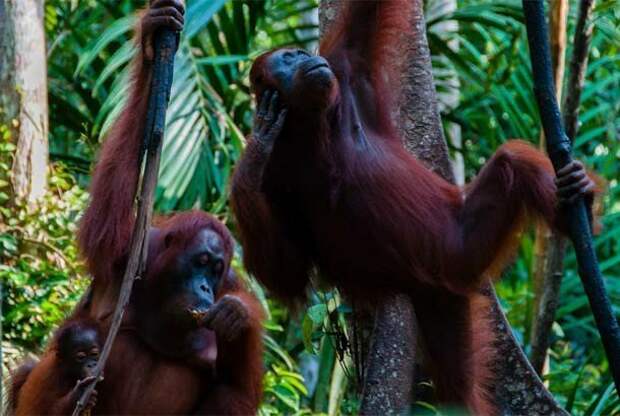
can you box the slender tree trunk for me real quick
[563,0,596,142]
[530,0,596,377]
[327,355,349,416]
[0,0,48,204]
[0,0,48,388]
[530,0,569,376]
[320,2,427,413]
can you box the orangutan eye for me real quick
[75,351,87,361]
[197,253,209,266]
[214,260,224,276]
[283,51,295,64]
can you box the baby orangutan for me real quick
[13,320,102,415]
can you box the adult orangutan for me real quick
[11,1,264,414]
[230,0,597,413]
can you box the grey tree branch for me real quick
[393,0,455,183]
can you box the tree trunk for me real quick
[428,0,464,185]
[321,1,450,414]
[0,0,48,204]
[392,1,456,182]
[478,284,568,415]
[319,2,424,414]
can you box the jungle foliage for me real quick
[1,1,618,414]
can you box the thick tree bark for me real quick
[478,284,568,415]
[0,0,48,203]
[392,1,455,182]
[428,0,464,185]
[360,295,417,415]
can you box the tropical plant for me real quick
[1,122,89,373]
[2,0,618,415]
[427,1,620,413]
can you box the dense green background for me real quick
[2,1,619,414]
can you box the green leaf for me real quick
[75,15,135,78]
[185,0,227,39]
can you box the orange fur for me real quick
[14,355,59,416]
[14,319,102,416]
[468,292,498,415]
[7,359,37,415]
[232,1,599,413]
[12,6,265,415]
[197,279,265,414]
